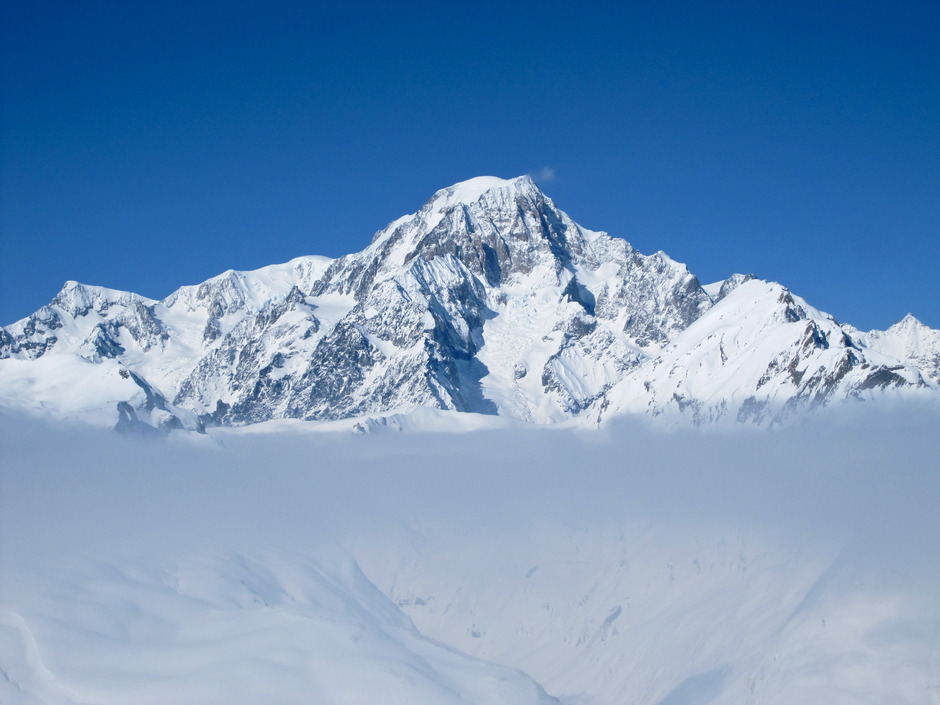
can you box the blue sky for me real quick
[2,1,937,329]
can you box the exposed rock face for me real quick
[1,176,937,431]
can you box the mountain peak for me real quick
[361,175,552,271]
[426,175,537,212]
[892,313,925,329]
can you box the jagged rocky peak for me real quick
[889,313,927,331]
[422,175,535,217]
[163,256,333,315]
[394,174,546,246]
[715,273,756,302]
[862,311,940,385]
[52,279,153,317]
[315,175,597,298]
[406,174,596,279]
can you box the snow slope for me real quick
[354,524,940,705]
[0,551,559,705]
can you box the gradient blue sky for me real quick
[2,1,937,330]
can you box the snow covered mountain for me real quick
[1,176,937,431]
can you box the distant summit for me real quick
[2,177,937,432]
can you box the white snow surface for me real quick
[0,551,558,705]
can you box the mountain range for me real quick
[2,175,938,433]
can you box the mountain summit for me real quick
[1,177,937,432]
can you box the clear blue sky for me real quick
[2,1,938,330]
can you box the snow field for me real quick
[0,552,558,705]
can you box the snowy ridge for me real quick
[1,176,937,431]
[591,279,936,426]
